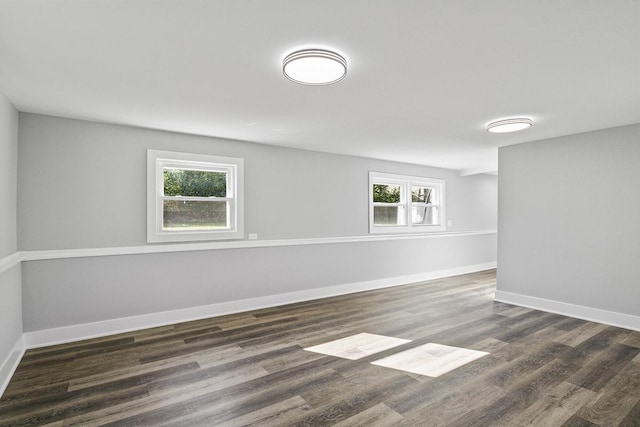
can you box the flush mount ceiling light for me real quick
[486,117,533,133]
[282,49,347,85]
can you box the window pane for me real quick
[374,206,405,225]
[412,186,434,203]
[164,168,227,197]
[373,184,401,203]
[163,200,228,230]
[412,205,439,225]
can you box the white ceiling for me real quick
[1,1,639,173]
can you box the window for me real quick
[369,171,445,234]
[147,149,244,243]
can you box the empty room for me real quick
[1,1,639,425]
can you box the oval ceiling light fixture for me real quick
[486,117,533,133]
[283,49,347,85]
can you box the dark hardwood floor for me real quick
[1,270,640,426]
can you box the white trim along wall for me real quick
[24,230,495,262]
[0,332,24,399]
[495,290,640,332]
[20,231,498,336]
[6,231,638,344]
[2,231,498,398]
[0,251,21,275]
[24,259,497,349]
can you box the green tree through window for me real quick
[373,184,401,203]
[163,169,227,197]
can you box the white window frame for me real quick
[369,171,446,234]
[147,149,244,243]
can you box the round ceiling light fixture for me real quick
[282,49,347,85]
[486,117,533,133]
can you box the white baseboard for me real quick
[23,262,496,349]
[495,290,640,332]
[0,335,25,398]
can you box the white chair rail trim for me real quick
[18,230,497,262]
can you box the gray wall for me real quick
[0,92,22,369]
[23,234,496,331]
[498,124,640,316]
[18,113,497,331]
[18,113,497,250]
[0,94,18,257]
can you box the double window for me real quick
[147,150,244,243]
[369,171,445,234]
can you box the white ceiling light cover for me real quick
[487,118,533,133]
[283,49,347,85]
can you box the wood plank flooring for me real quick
[2,270,640,426]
